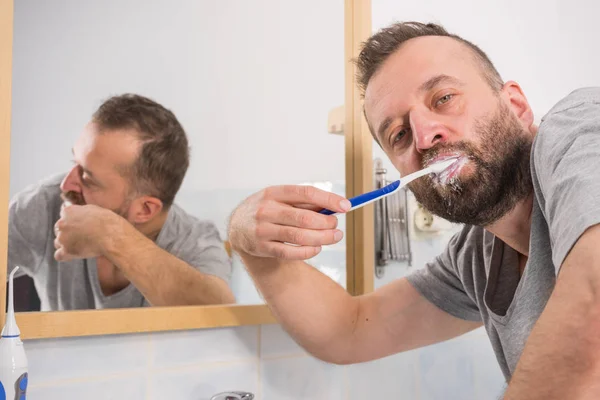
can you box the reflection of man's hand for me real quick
[53,203,123,262]
[228,185,350,261]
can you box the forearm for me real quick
[240,253,359,363]
[104,226,235,306]
[505,301,600,398]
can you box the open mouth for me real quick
[428,154,468,185]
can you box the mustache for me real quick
[422,141,478,167]
[61,191,86,206]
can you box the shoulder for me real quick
[535,87,600,154]
[532,87,600,188]
[541,87,600,119]
[10,173,64,218]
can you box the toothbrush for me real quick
[319,158,458,215]
[0,266,29,400]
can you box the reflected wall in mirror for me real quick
[7,0,346,313]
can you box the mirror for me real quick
[7,0,347,313]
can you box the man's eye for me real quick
[81,176,93,187]
[393,128,409,145]
[436,94,454,106]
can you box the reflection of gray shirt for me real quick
[407,87,600,381]
[8,174,232,311]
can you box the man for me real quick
[228,22,600,398]
[9,94,235,311]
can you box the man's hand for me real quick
[228,185,351,260]
[53,203,124,262]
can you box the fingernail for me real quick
[334,230,343,241]
[340,200,351,211]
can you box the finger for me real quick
[60,202,79,218]
[257,202,338,230]
[54,236,61,250]
[294,203,352,214]
[260,242,322,260]
[264,186,351,213]
[293,203,337,212]
[256,223,343,246]
[293,203,319,210]
[54,247,73,262]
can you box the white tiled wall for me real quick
[23,324,504,400]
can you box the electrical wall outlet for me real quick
[407,193,454,238]
[414,205,435,231]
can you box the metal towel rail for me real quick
[374,159,412,278]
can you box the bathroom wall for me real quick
[23,324,503,400]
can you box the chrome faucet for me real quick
[210,391,254,400]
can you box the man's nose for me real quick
[410,109,449,153]
[60,165,82,193]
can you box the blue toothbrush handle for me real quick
[318,180,401,215]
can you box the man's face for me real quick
[364,36,533,226]
[60,123,141,220]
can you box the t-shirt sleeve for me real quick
[406,227,482,322]
[7,183,53,280]
[533,88,600,273]
[177,220,232,284]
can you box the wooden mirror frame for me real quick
[0,0,373,340]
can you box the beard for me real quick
[61,191,131,219]
[408,101,533,226]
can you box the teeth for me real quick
[433,156,466,185]
[427,156,459,175]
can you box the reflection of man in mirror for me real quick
[228,22,600,398]
[8,94,235,311]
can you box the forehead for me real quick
[363,36,485,120]
[74,123,141,176]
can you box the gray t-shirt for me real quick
[407,87,600,380]
[8,174,232,311]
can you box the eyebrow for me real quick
[375,74,465,142]
[418,74,465,94]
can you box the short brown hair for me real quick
[92,94,190,208]
[356,21,503,95]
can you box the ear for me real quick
[501,81,535,133]
[129,196,164,224]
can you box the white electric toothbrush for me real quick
[319,158,458,215]
[0,267,29,400]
